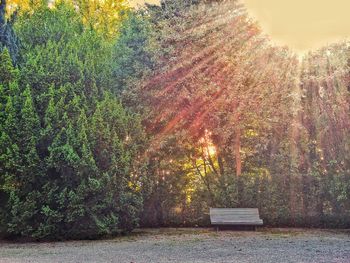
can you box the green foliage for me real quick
[1,0,350,240]
[0,48,18,85]
[0,0,19,64]
[15,2,113,114]
[112,10,156,95]
[136,0,350,228]
[0,1,146,240]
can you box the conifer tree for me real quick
[0,46,21,236]
[6,86,43,237]
[112,11,156,95]
[0,0,19,63]
[0,96,20,236]
[0,48,18,86]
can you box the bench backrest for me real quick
[210,208,263,225]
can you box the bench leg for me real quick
[216,226,219,232]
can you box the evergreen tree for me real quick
[6,86,43,237]
[0,0,19,63]
[112,11,156,95]
[0,48,18,87]
[0,46,20,236]
[0,96,20,236]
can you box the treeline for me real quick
[0,0,349,240]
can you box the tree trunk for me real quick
[217,151,225,176]
[235,126,242,177]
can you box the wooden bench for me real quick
[210,208,263,230]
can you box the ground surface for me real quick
[0,228,350,263]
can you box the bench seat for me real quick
[210,208,263,226]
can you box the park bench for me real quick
[210,208,263,230]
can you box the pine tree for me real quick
[6,86,43,237]
[0,39,21,229]
[0,95,20,236]
[0,48,18,86]
[0,48,19,133]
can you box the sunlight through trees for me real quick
[0,0,349,239]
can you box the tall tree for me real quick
[144,0,296,196]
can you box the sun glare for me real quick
[199,130,217,157]
[207,145,217,156]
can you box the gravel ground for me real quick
[0,228,350,263]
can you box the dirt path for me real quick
[1,228,349,263]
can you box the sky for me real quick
[243,0,350,54]
[132,0,350,54]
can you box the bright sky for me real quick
[132,0,350,54]
[242,0,350,54]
